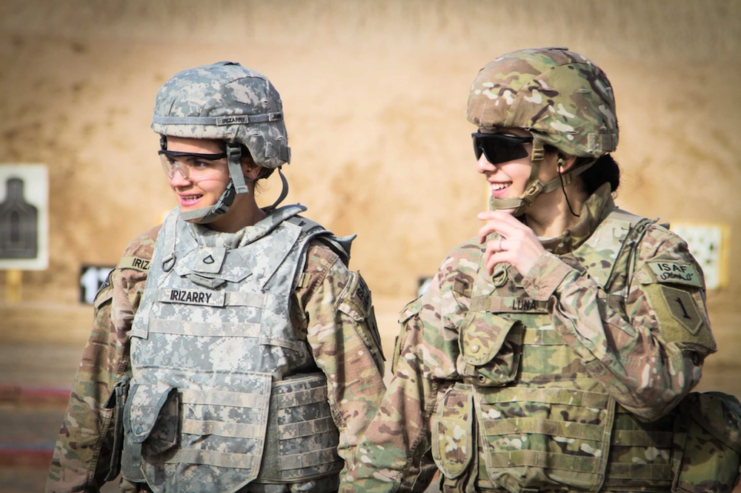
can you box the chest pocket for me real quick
[459,310,524,386]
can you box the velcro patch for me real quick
[354,275,372,316]
[159,288,225,307]
[120,256,151,272]
[646,261,703,288]
[453,277,472,298]
[660,285,703,335]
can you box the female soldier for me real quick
[342,48,719,492]
[47,62,385,493]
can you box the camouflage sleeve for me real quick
[297,241,387,477]
[342,250,473,493]
[521,224,717,422]
[47,225,160,493]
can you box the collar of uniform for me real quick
[538,182,614,255]
[188,204,307,249]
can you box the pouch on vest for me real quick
[459,313,524,386]
[474,386,616,493]
[431,383,475,480]
[672,392,741,493]
[103,375,131,482]
[124,384,180,456]
[256,373,343,483]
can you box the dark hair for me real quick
[576,154,621,195]
[544,145,620,195]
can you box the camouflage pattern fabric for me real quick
[341,184,716,493]
[47,226,158,492]
[467,47,618,158]
[47,212,385,492]
[151,61,290,170]
[672,392,741,493]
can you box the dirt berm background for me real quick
[0,2,740,491]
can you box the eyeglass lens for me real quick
[472,134,531,165]
[159,154,228,181]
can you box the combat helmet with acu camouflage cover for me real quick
[467,47,619,216]
[151,61,291,224]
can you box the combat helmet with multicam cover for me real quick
[467,47,618,215]
[152,61,291,224]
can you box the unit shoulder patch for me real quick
[642,283,715,351]
[120,256,151,272]
[645,260,703,288]
[660,285,703,335]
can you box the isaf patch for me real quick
[647,261,702,288]
[120,256,151,272]
[660,285,703,335]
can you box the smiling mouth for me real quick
[179,194,203,205]
[490,182,512,192]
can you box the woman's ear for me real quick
[241,160,263,182]
[557,154,578,173]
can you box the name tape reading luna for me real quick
[647,261,703,288]
[159,288,226,307]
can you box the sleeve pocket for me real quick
[392,298,423,375]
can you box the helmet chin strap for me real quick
[179,143,250,224]
[488,139,593,217]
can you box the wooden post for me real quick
[6,269,21,304]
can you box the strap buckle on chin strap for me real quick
[227,143,249,195]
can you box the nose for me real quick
[167,165,192,186]
[476,153,497,174]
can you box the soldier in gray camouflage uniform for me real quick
[47,61,386,493]
[342,48,741,493]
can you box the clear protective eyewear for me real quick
[158,149,229,181]
[472,132,533,165]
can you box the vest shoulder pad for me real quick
[286,215,356,266]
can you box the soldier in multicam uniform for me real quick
[47,62,386,493]
[342,48,741,493]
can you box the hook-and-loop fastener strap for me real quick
[152,113,283,126]
[490,450,672,479]
[605,462,672,480]
[470,296,549,313]
[611,430,673,447]
[181,419,262,439]
[523,327,563,346]
[149,318,301,351]
[482,417,606,441]
[150,318,261,338]
[225,292,265,307]
[481,387,611,409]
[154,448,258,469]
[180,389,267,408]
[488,449,601,474]
[278,446,340,471]
[279,416,336,439]
[157,290,265,308]
[272,386,328,409]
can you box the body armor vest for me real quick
[121,205,345,493]
[432,208,677,492]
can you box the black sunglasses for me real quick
[472,132,533,165]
